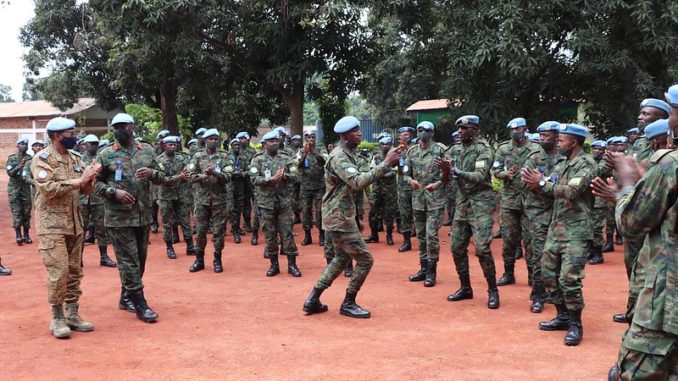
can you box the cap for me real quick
[162,136,181,144]
[262,130,280,141]
[230,138,239,145]
[16,137,29,145]
[291,135,302,140]
[236,131,250,139]
[202,128,220,139]
[98,139,110,147]
[46,117,76,132]
[379,136,393,145]
[558,123,588,139]
[82,134,99,144]
[507,117,527,129]
[274,126,288,136]
[451,131,459,138]
[32,139,46,146]
[416,121,435,131]
[157,130,170,139]
[527,133,541,142]
[640,98,670,114]
[397,126,415,134]
[455,115,479,126]
[536,121,561,132]
[334,116,360,133]
[665,84,678,107]
[627,127,639,134]
[195,128,207,136]
[110,113,134,126]
[591,140,606,148]
[188,138,198,146]
[644,119,669,140]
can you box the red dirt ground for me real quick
[0,178,628,380]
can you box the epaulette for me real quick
[8,153,17,158]
[649,149,677,164]
[498,140,509,147]
[435,142,447,151]
[406,144,418,154]
[69,149,82,157]
[38,150,51,160]
[252,151,264,158]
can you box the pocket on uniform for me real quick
[622,323,674,355]
[39,237,57,266]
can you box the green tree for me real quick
[0,85,13,103]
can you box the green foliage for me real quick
[583,141,592,154]
[124,103,193,143]
[0,84,13,103]
[492,178,503,193]
[357,141,379,151]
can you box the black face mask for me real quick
[86,144,98,156]
[512,131,525,142]
[267,144,279,155]
[60,136,78,150]
[205,141,218,151]
[18,145,28,154]
[417,131,433,143]
[114,129,131,144]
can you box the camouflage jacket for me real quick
[396,144,413,192]
[6,152,32,192]
[79,152,104,205]
[492,139,541,210]
[616,149,677,337]
[32,146,88,235]
[540,151,596,241]
[593,157,613,208]
[156,151,191,201]
[403,142,447,211]
[298,143,328,190]
[633,137,653,163]
[188,150,233,206]
[454,139,494,200]
[370,150,397,188]
[229,150,249,182]
[322,145,389,232]
[523,149,564,211]
[250,151,298,209]
[95,141,166,228]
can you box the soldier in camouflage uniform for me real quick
[445,115,499,309]
[6,137,33,244]
[250,131,301,277]
[520,121,563,313]
[23,139,46,202]
[632,98,670,164]
[365,136,398,246]
[156,136,194,258]
[303,116,402,319]
[443,131,461,227]
[299,130,327,246]
[237,132,258,243]
[95,113,166,323]
[79,134,117,267]
[589,140,609,265]
[491,118,542,286]
[228,138,248,243]
[188,129,234,273]
[290,134,303,225]
[34,117,100,338]
[150,130,169,234]
[396,126,416,252]
[523,123,595,346]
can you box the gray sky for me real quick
[0,1,36,102]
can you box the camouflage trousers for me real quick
[315,230,373,294]
[260,201,298,257]
[81,203,109,246]
[368,184,398,231]
[194,203,228,253]
[230,177,246,229]
[158,199,192,243]
[413,208,444,262]
[355,189,365,220]
[292,183,301,214]
[606,203,616,237]
[445,183,457,221]
[9,188,31,229]
[39,234,84,305]
[450,203,497,280]
[542,238,589,311]
[397,188,413,232]
[592,206,607,248]
[243,180,253,226]
[616,322,678,381]
[300,187,324,231]
[499,207,526,269]
[624,236,653,322]
[108,226,150,292]
[523,206,551,285]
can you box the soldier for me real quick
[23,139,46,202]
[298,129,327,246]
[442,131,461,227]
[78,134,117,267]
[188,129,233,273]
[6,137,33,244]
[33,117,100,338]
[445,115,499,309]
[403,121,447,288]
[523,123,595,346]
[303,116,402,318]
[365,136,398,245]
[491,117,542,286]
[150,130,170,235]
[520,121,563,313]
[396,126,416,252]
[589,140,609,265]
[237,131,257,242]
[633,98,670,163]
[250,131,302,277]
[228,138,247,243]
[156,136,193,258]
[95,113,165,323]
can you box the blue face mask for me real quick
[60,136,78,149]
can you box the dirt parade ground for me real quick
[0,180,629,381]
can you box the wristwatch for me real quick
[107,187,117,196]
[539,180,546,187]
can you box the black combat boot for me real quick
[615,227,623,245]
[84,225,95,244]
[118,288,135,312]
[487,277,500,309]
[608,366,620,381]
[0,259,12,276]
[172,225,180,244]
[266,255,280,277]
[189,250,205,272]
[213,251,223,273]
[564,309,583,346]
[588,246,604,265]
[251,230,259,245]
[530,281,545,313]
[408,259,427,282]
[385,227,394,246]
[151,205,159,234]
[514,245,523,259]
[492,230,502,239]
[301,229,312,246]
[398,231,411,252]
[165,241,177,259]
[612,313,628,323]
[539,304,571,331]
[364,223,379,243]
[233,229,241,244]
[319,229,325,246]
[497,264,515,286]
[340,291,370,318]
[99,246,117,267]
[21,228,32,244]
[15,227,23,245]
[294,212,301,224]
[303,287,328,314]
[244,218,253,233]
[424,261,436,287]
[128,290,159,323]
[602,233,614,252]
[287,255,301,277]
[185,237,196,256]
[344,261,353,277]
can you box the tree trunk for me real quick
[280,80,304,137]
[160,81,180,136]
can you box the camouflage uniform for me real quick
[299,143,327,241]
[80,151,110,251]
[156,150,193,251]
[229,148,248,236]
[149,144,163,233]
[6,152,33,232]
[443,143,461,224]
[242,146,257,233]
[592,156,613,250]
[22,156,37,201]
[632,136,653,163]
[396,150,414,248]
[614,149,678,380]
[367,150,398,240]
[354,153,370,222]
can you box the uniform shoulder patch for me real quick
[39,151,51,160]
[69,149,82,157]
[568,177,583,186]
[37,169,49,180]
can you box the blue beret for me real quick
[507,117,527,129]
[455,115,479,126]
[536,121,560,132]
[379,136,393,145]
[46,117,76,132]
[377,131,392,139]
[291,135,302,141]
[451,131,459,138]
[334,116,360,133]
[527,133,541,142]
[665,84,678,106]
[98,139,109,147]
[397,126,415,134]
[606,137,616,145]
[203,128,220,139]
[188,138,198,146]
[558,123,588,139]
[262,130,280,141]
[157,130,170,139]
[591,140,606,148]
[162,136,181,144]
[274,127,287,136]
[82,134,99,144]
[627,127,639,134]
[618,136,628,143]
[110,113,134,126]
[236,131,250,139]
[304,129,317,137]
[32,139,45,146]
[416,121,435,131]
[644,119,669,140]
[16,137,29,144]
[230,138,239,145]
[195,128,207,136]
[640,98,670,114]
